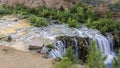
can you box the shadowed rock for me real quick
[56,36,89,62]
[29,45,42,50]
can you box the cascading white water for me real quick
[94,35,111,55]
[74,28,115,64]
[47,40,66,58]
[106,33,114,52]
[41,24,115,65]
[74,37,79,59]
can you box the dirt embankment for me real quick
[0,46,53,68]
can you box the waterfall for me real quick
[47,41,66,58]
[94,35,111,55]
[41,24,115,65]
[106,33,114,52]
[74,28,115,64]
[55,41,66,56]
[74,37,79,59]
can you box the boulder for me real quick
[29,45,42,50]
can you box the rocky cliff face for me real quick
[0,0,78,10]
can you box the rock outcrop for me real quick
[56,36,89,62]
[0,0,78,10]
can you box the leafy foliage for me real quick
[112,49,120,68]
[86,18,120,34]
[54,57,76,68]
[0,1,97,28]
[86,41,106,68]
[68,18,78,27]
[28,15,47,27]
[0,5,12,14]
[46,44,55,49]
[54,46,77,68]
[64,46,77,63]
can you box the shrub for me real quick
[38,8,49,17]
[86,41,106,68]
[35,17,47,27]
[29,15,47,27]
[105,10,113,18]
[64,46,78,63]
[28,15,37,23]
[112,49,120,68]
[68,18,78,27]
[86,18,120,34]
[46,44,55,49]
[85,6,97,20]
[0,5,11,14]
[54,57,76,68]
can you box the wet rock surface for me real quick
[56,36,89,62]
[0,15,53,51]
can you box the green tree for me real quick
[112,49,120,68]
[64,46,77,63]
[54,57,76,68]
[54,46,77,68]
[86,41,106,68]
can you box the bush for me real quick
[68,18,78,27]
[86,18,120,34]
[112,49,120,68]
[29,15,47,27]
[86,41,106,68]
[64,46,78,63]
[28,15,37,23]
[54,57,76,68]
[38,8,49,17]
[46,44,55,49]
[0,5,11,14]
[105,10,113,18]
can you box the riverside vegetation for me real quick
[0,0,120,68]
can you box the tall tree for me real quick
[86,41,106,68]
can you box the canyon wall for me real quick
[0,0,78,10]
